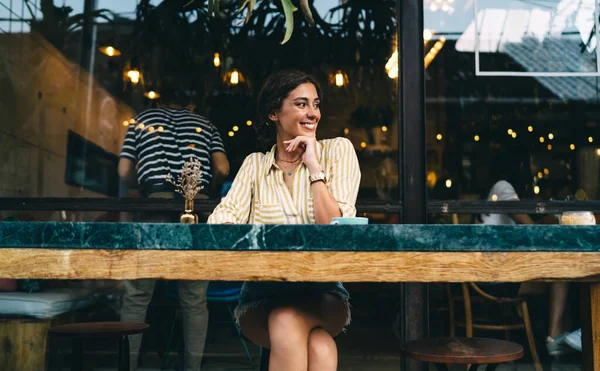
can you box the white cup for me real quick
[560,211,596,225]
[330,217,369,225]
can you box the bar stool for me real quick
[400,337,524,371]
[48,321,149,371]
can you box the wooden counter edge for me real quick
[1,249,600,282]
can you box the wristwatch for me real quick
[308,171,327,184]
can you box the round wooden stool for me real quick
[400,337,524,371]
[49,321,149,371]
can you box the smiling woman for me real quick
[208,69,361,371]
[255,70,322,150]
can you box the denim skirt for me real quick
[234,281,351,328]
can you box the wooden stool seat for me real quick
[49,322,149,371]
[401,337,524,371]
[49,321,149,338]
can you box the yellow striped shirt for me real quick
[208,137,361,224]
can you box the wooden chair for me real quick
[447,283,542,371]
[401,337,524,371]
[48,321,149,371]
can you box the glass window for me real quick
[0,0,400,222]
[425,0,600,224]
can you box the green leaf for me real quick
[280,0,298,44]
[208,0,214,16]
[299,0,314,26]
[236,0,250,15]
[213,0,220,17]
[245,0,256,24]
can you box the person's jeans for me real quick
[121,191,210,371]
[121,279,209,371]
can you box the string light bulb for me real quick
[423,29,433,43]
[99,46,121,57]
[127,70,140,84]
[335,71,345,87]
[230,70,239,85]
[144,91,160,100]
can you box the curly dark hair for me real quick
[256,69,322,149]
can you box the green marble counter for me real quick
[0,222,598,252]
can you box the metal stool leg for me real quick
[226,304,255,369]
[259,348,270,371]
[118,335,131,371]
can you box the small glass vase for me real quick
[180,198,198,224]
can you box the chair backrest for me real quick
[207,282,243,302]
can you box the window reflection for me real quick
[425,0,600,216]
[0,0,400,222]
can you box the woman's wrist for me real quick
[307,164,322,175]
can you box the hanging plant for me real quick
[185,0,315,44]
[24,0,115,50]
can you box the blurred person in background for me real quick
[118,84,229,370]
[477,149,575,356]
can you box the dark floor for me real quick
[46,283,584,370]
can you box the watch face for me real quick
[310,172,326,182]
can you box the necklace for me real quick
[275,155,302,163]
[277,158,302,176]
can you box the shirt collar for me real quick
[263,145,277,176]
[263,140,323,176]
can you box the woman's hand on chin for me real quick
[284,136,321,173]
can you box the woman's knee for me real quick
[268,306,309,344]
[308,329,337,364]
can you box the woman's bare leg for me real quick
[548,282,569,337]
[518,282,570,337]
[238,293,348,371]
[308,328,338,371]
[268,306,320,371]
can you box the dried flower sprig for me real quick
[166,157,204,200]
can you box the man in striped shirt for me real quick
[118,88,229,371]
